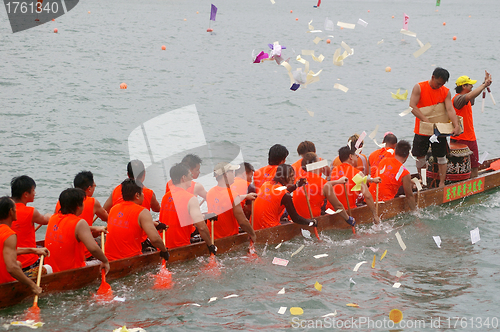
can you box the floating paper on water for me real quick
[377,39,384,45]
[413,43,431,58]
[113,296,126,302]
[272,257,289,266]
[322,311,337,317]
[313,37,323,44]
[395,232,407,251]
[353,261,367,272]
[208,297,217,303]
[416,38,424,48]
[369,125,379,139]
[275,186,288,191]
[349,277,356,285]
[355,131,366,148]
[113,327,146,332]
[412,177,422,191]
[478,151,489,165]
[371,254,376,268]
[314,253,328,259]
[380,249,387,261]
[429,134,439,143]
[312,54,325,62]
[302,50,315,56]
[470,227,480,244]
[275,241,283,249]
[399,107,413,117]
[306,159,328,171]
[305,109,314,117]
[10,321,44,329]
[346,303,359,307]
[270,0,275,4]
[290,307,304,315]
[223,294,239,299]
[278,287,286,294]
[325,18,334,31]
[400,29,416,37]
[433,236,442,248]
[393,282,401,288]
[291,245,305,257]
[357,18,368,27]
[314,281,323,291]
[308,30,323,33]
[337,21,355,29]
[325,208,342,215]
[334,83,349,92]
[391,89,408,100]
[421,169,427,186]
[189,303,201,306]
[308,20,314,31]
[373,139,386,148]
[278,307,287,314]
[396,271,403,278]
[301,229,311,239]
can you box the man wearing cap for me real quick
[369,133,397,178]
[206,162,256,242]
[451,71,492,178]
[409,67,462,188]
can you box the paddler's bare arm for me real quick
[444,91,461,136]
[17,247,49,257]
[138,210,167,253]
[402,174,416,211]
[102,193,113,213]
[150,193,161,213]
[232,202,256,243]
[93,199,108,222]
[193,183,207,200]
[410,83,431,122]
[32,209,50,225]
[75,220,110,274]
[4,235,42,295]
[188,197,213,246]
[323,183,350,221]
[462,70,492,104]
[359,183,380,224]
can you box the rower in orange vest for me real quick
[206,162,256,242]
[10,175,51,278]
[291,141,330,181]
[369,133,397,178]
[331,134,369,176]
[165,154,207,200]
[254,144,289,190]
[0,196,48,291]
[45,189,109,273]
[232,162,256,219]
[105,180,169,261]
[159,164,215,252]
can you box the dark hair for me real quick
[127,160,145,181]
[121,179,143,201]
[58,188,85,215]
[236,162,255,175]
[273,164,295,185]
[11,175,36,199]
[382,133,398,145]
[181,154,202,170]
[301,152,318,171]
[455,85,465,93]
[297,141,316,156]
[268,144,289,165]
[432,67,450,82]
[73,171,94,191]
[170,163,190,185]
[395,140,411,158]
[338,146,354,163]
[0,196,15,220]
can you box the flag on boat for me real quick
[210,4,217,21]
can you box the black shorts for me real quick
[411,134,449,158]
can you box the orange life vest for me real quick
[293,172,327,218]
[111,184,154,210]
[159,186,195,249]
[452,94,475,141]
[165,179,195,195]
[369,147,395,178]
[10,203,37,268]
[329,163,360,210]
[0,224,16,284]
[253,165,279,189]
[414,81,449,135]
[252,181,287,230]
[369,157,410,201]
[207,185,240,239]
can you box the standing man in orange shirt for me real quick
[409,67,462,187]
[451,71,492,178]
[369,133,397,178]
[10,175,51,278]
[206,162,256,242]
[254,144,289,189]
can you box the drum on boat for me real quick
[426,142,472,187]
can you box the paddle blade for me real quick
[24,303,40,322]
[489,159,500,171]
[153,264,173,289]
[95,269,113,302]
[248,241,258,259]
[202,254,221,276]
[313,228,322,242]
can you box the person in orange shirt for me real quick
[291,141,330,181]
[252,164,316,230]
[293,152,353,224]
[206,162,256,242]
[254,144,289,189]
[10,175,51,278]
[159,164,215,253]
[409,67,461,187]
[331,134,369,175]
[165,154,208,200]
[0,196,48,291]
[45,189,109,273]
[369,141,416,210]
[369,133,397,178]
[331,146,380,224]
[451,71,492,178]
[232,162,256,219]
[105,179,169,261]
[103,160,161,213]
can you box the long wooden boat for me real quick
[1,159,499,310]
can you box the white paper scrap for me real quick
[113,296,126,302]
[278,307,287,315]
[377,39,384,45]
[301,229,312,239]
[349,277,356,285]
[313,37,323,44]
[395,232,407,251]
[190,303,201,306]
[208,297,217,303]
[270,0,275,4]
[275,241,283,249]
[291,245,305,257]
[278,287,286,295]
[334,83,349,93]
[399,107,413,117]
[470,227,480,244]
[325,208,342,215]
[308,30,323,33]
[400,29,417,37]
[429,134,439,143]
[307,110,314,117]
[413,42,431,58]
[353,261,368,272]
[433,236,442,248]
[306,159,328,171]
[324,18,334,31]
[478,151,489,165]
[314,254,328,259]
[355,131,367,149]
[275,186,287,191]
[337,21,355,29]
[396,271,403,278]
[272,257,289,266]
[416,38,424,48]
[421,168,427,186]
[393,282,401,288]
[357,18,368,27]
[223,294,239,299]
[322,311,338,318]
[308,20,314,31]
[369,125,379,139]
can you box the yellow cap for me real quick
[455,76,477,86]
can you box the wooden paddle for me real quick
[153,229,172,289]
[343,182,356,234]
[25,255,44,322]
[303,183,321,242]
[375,169,380,217]
[95,232,113,302]
[34,224,43,232]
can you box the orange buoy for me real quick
[120,83,127,89]
[88,11,90,14]
[53,28,58,33]
[51,19,54,21]
[207,28,213,32]
[367,10,370,12]
[453,36,457,40]
[443,22,446,26]
[326,39,331,44]
[295,18,298,21]
[385,66,391,72]
[340,27,344,30]
[290,10,293,13]
[183,18,187,21]
[161,45,166,50]
[392,15,394,18]
[196,11,199,14]
[389,309,403,323]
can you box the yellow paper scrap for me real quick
[399,107,413,117]
[270,0,275,3]
[369,125,379,139]
[341,41,354,55]
[416,38,424,48]
[351,174,367,191]
[413,42,431,58]
[113,327,146,332]
[380,249,387,261]
[411,177,422,191]
[302,50,315,56]
[308,20,314,31]
[307,109,314,117]
[305,69,322,86]
[312,54,325,62]
[334,83,349,93]
[371,254,376,268]
[313,37,323,44]
[296,55,307,64]
[291,244,305,257]
[314,281,323,291]
[290,307,304,315]
[333,48,343,66]
[400,29,417,37]
[11,321,44,329]
[391,89,408,100]
[280,62,295,86]
[395,231,407,251]
[337,21,356,29]
[346,303,359,307]
[377,39,384,45]
[421,169,427,186]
